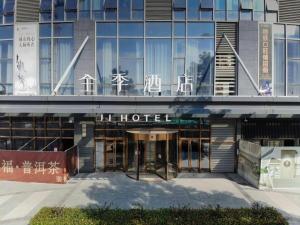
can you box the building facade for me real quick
[0,0,300,180]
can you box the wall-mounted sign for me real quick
[259,24,273,96]
[13,23,39,96]
[97,114,172,123]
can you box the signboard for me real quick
[13,23,39,96]
[0,151,69,184]
[259,24,273,96]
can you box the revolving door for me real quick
[126,130,178,180]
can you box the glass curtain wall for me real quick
[0,25,13,95]
[39,24,52,95]
[53,23,74,95]
[287,25,300,96]
[274,24,285,96]
[96,21,215,96]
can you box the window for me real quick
[0,25,13,95]
[119,0,144,20]
[132,0,144,20]
[287,25,300,39]
[240,0,253,10]
[200,0,212,20]
[96,22,117,36]
[54,0,65,21]
[266,0,278,22]
[92,0,104,20]
[215,0,226,20]
[253,0,264,21]
[119,39,144,95]
[40,0,52,21]
[3,0,14,23]
[227,0,239,20]
[173,0,186,20]
[40,24,52,95]
[104,0,117,20]
[187,22,214,37]
[79,0,91,19]
[53,23,74,95]
[188,0,200,20]
[186,22,214,95]
[174,22,186,37]
[119,23,143,37]
[65,0,78,20]
[266,0,278,12]
[146,22,172,37]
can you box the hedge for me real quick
[30,204,288,225]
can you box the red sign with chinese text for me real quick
[0,151,69,184]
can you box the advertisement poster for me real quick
[259,23,273,96]
[13,23,39,96]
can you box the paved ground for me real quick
[0,173,300,225]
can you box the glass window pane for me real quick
[288,60,300,96]
[146,22,172,37]
[273,24,285,39]
[119,23,143,37]
[132,0,143,10]
[174,39,186,58]
[288,40,300,59]
[187,38,214,95]
[54,0,65,21]
[227,0,239,20]
[240,0,253,9]
[79,0,91,18]
[174,22,186,37]
[119,38,144,58]
[54,23,73,37]
[96,38,117,95]
[39,23,51,38]
[119,0,130,20]
[287,25,300,39]
[215,0,225,20]
[146,39,172,95]
[201,0,213,9]
[96,22,117,36]
[0,26,13,39]
[53,38,74,95]
[274,39,285,96]
[188,0,199,20]
[187,22,214,37]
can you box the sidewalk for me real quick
[0,173,299,225]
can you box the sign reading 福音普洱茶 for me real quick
[13,23,39,96]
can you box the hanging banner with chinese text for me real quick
[13,23,39,96]
[259,23,273,96]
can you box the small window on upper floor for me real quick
[215,0,226,20]
[79,0,91,19]
[54,0,65,21]
[227,0,239,21]
[253,0,264,21]
[240,0,253,10]
[200,0,213,20]
[104,0,117,20]
[266,0,278,12]
[3,0,14,23]
[65,0,78,20]
[0,1,3,24]
[40,0,52,21]
[173,0,186,20]
[240,0,252,20]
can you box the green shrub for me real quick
[30,204,288,225]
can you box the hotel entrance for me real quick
[126,130,178,181]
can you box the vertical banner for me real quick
[14,23,39,96]
[259,24,273,96]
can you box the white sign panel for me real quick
[14,23,39,95]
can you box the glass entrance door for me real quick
[126,130,178,180]
[179,139,201,171]
[104,139,125,170]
